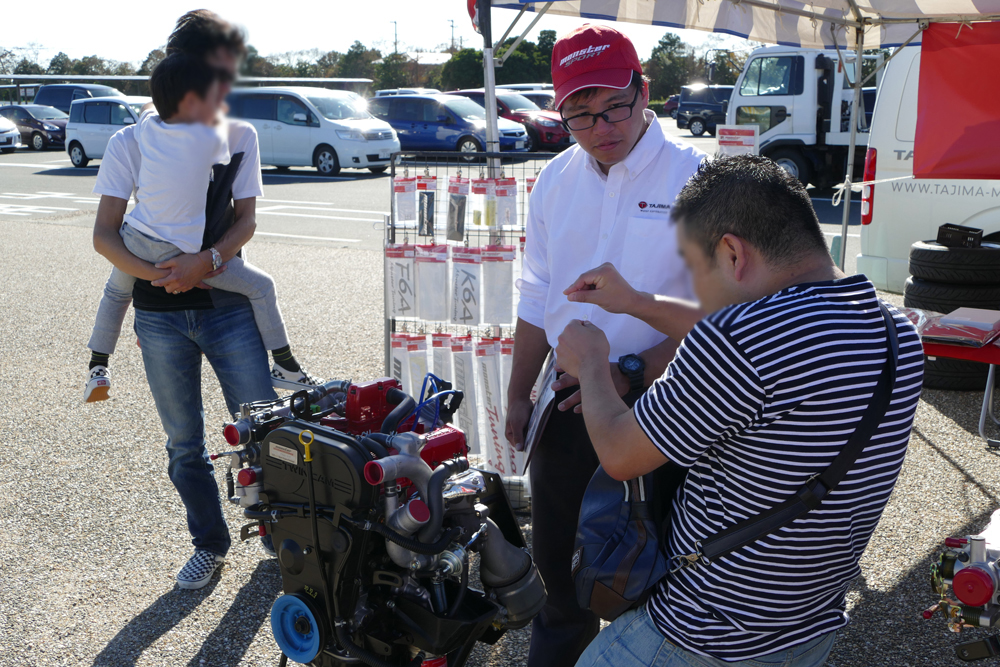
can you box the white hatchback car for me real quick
[65,96,151,167]
[226,87,400,175]
[0,114,21,153]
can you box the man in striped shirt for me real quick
[555,155,923,666]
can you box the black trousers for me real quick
[527,387,642,667]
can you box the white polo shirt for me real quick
[517,110,706,361]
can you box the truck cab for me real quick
[726,45,877,187]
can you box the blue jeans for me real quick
[134,302,276,557]
[575,607,836,667]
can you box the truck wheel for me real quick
[768,148,812,187]
[909,241,1000,285]
[903,277,1000,313]
[689,119,706,136]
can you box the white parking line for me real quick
[255,231,360,243]
[257,211,382,223]
[823,231,860,238]
[46,158,71,163]
[259,198,388,215]
[263,172,352,181]
[0,162,96,169]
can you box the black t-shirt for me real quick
[130,153,248,311]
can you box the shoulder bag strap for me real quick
[687,303,900,568]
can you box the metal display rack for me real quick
[384,150,557,511]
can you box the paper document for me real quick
[523,354,558,469]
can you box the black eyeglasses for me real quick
[560,87,640,131]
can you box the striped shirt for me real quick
[634,275,923,661]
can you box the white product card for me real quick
[406,334,428,400]
[482,245,515,325]
[452,336,481,456]
[385,244,417,319]
[471,178,496,228]
[495,177,517,230]
[390,333,411,394]
[415,244,448,323]
[394,176,417,224]
[477,338,507,476]
[431,333,453,384]
[450,247,482,326]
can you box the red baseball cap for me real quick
[551,24,643,111]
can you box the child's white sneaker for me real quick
[84,366,112,403]
[271,362,324,391]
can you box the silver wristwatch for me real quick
[208,246,222,271]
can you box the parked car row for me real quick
[2,82,565,176]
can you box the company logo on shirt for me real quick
[559,44,611,68]
[638,201,671,214]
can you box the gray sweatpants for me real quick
[88,222,288,354]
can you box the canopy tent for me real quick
[475,0,1000,268]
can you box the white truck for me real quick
[724,45,877,187]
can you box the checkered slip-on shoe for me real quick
[271,362,324,391]
[84,366,111,403]
[176,550,225,590]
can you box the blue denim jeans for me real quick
[575,607,836,667]
[134,302,276,557]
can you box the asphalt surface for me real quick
[0,123,937,667]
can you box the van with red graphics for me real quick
[857,46,1000,293]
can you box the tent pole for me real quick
[478,0,502,245]
[837,25,865,271]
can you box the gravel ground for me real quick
[1,218,999,667]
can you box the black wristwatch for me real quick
[617,354,646,394]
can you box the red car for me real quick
[448,89,574,152]
[665,94,680,119]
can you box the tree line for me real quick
[1,32,756,100]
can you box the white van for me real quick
[65,96,150,167]
[227,87,400,176]
[858,46,1000,293]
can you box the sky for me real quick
[7,1,748,68]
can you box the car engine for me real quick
[215,376,546,667]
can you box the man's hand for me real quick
[151,251,213,294]
[556,320,611,381]
[552,366,630,413]
[563,263,641,315]
[505,396,534,451]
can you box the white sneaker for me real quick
[84,366,111,403]
[176,549,225,590]
[271,362,324,391]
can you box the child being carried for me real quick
[85,53,321,402]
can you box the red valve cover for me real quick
[953,567,995,607]
[320,378,402,435]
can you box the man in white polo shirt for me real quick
[503,25,705,667]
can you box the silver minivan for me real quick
[226,87,400,176]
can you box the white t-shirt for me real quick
[94,113,265,253]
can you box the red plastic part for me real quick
[861,148,876,225]
[259,524,266,536]
[946,537,970,548]
[223,423,240,446]
[320,378,403,435]
[922,609,934,620]
[953,567,995,607]
[364,461,385,486]
[237,468,257,486]
[419,424,469,469]
[408,499,430,523]
[421,658,447,667]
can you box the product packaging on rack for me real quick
[451,335,481,456]
[476,337,507,475]
[393,175,417,226]
[431,332,453,383]
[499,337,522,475]
[414,244,448,322]
[417,174,437,236]
[495,177,517,229]
[390,333,411,395]
[450,246,482,326]
[471,177,496,228]
[446,175,469,242]
[385,244,416,319]
[482,245,515,325]
[406,334,428,399]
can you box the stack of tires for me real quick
[904,240,1000,390]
